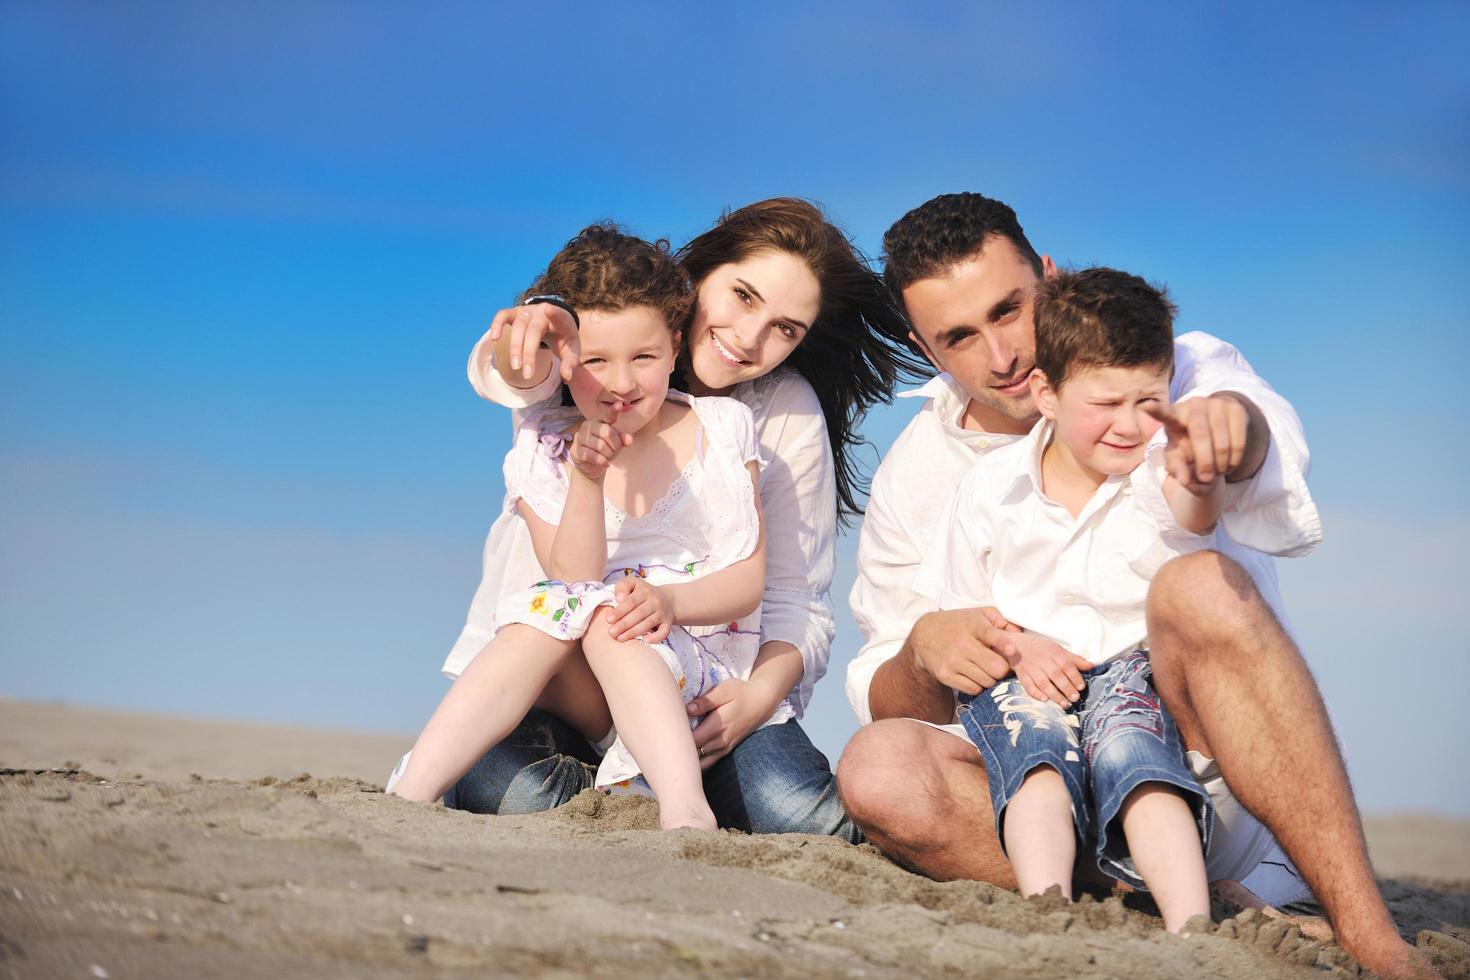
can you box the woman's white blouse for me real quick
[443,339,837,718]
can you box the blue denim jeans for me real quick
[444,709,861,842]
[958,651,1211,888]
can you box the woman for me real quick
[439,198,922,837]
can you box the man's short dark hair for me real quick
[1034,267,1177,391]
[881,193,1044,300]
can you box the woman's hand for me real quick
[489,302,581,383]
[606,575,671,643]
[685,676,785,770]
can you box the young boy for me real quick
[915,267,1264,932]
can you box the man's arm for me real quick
[868,609,1016,723]
[848,471,1018,725]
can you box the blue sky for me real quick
[2,3,1467,815]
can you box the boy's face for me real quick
[567,305,678,436]
[1031,362,1171,477]
[901,235,1057,434]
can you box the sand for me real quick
[1,699,1466,979]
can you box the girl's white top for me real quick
[505,391,762,590]
[443,337,837,718]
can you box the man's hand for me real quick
[1144,393,1265,492]
[686,676,784,769]
[488,302,581,383]
[1008,631,1093,707]
[570,405,632,482]
[606,574,671,643]
[909,607,1021,696]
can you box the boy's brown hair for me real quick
[522,222,691,331]
[1034,267,1177,390]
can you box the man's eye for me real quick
[995,304,1020,322]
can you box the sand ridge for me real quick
[1,702,1467,978]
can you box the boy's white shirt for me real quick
[845,331,1321,726]
[446,340,837,718]
[914,415,1314,665]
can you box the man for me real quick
[838,193,1433,978]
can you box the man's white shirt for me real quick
[845,331,1321,726]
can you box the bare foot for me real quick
[1210,879,1335,943]
[658,801,716,832]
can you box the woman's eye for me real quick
[778,323,797,340]
[734,287,751,304]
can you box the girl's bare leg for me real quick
[581,622,715,831]
[1003,767,1076,898]
[391,625,581,802]
[1120,784,1210,932]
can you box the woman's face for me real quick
[685,250,821,395]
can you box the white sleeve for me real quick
[502,412,570,525]
[919,483,996,612]
[1172,332,1322,557]
[750,374,838,718]
[466,326,563,410]
[845,463,936,726]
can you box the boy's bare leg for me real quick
[1003,768,1076,898]
[1120,785,1209,932]
[581,622,715,831]
[1147,551,1435,978]
[836,720,1018,888]
[392,624,580,802]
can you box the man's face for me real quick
[901,235,1055,434]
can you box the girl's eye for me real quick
[634,353,656,361]
[582,357,605,367]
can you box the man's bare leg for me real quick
[836,719,1017,888]
[1147,551,1434,979]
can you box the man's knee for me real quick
[836,720,978,835]
[837,721,924,824]
[1148,550,1261,637]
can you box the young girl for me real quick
[389,224,769,831]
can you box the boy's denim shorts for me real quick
[957,650,1213,889]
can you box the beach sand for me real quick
[1,699,1466,978]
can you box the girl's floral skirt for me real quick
[493,578,754,793]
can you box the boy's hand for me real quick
[1008,631,1093,707]
[489,302,581,382]
[570,405,632,482]
[607,575,671,643]
[1143,396,1252,493]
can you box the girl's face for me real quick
[685,250,821,395]
[566,306,679,436]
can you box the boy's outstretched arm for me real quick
[1145,398,1265,534]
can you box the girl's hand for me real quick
[489,302,581,382]
[606,575,671,643]
[686,677,783,769]
[570,405,631,482]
